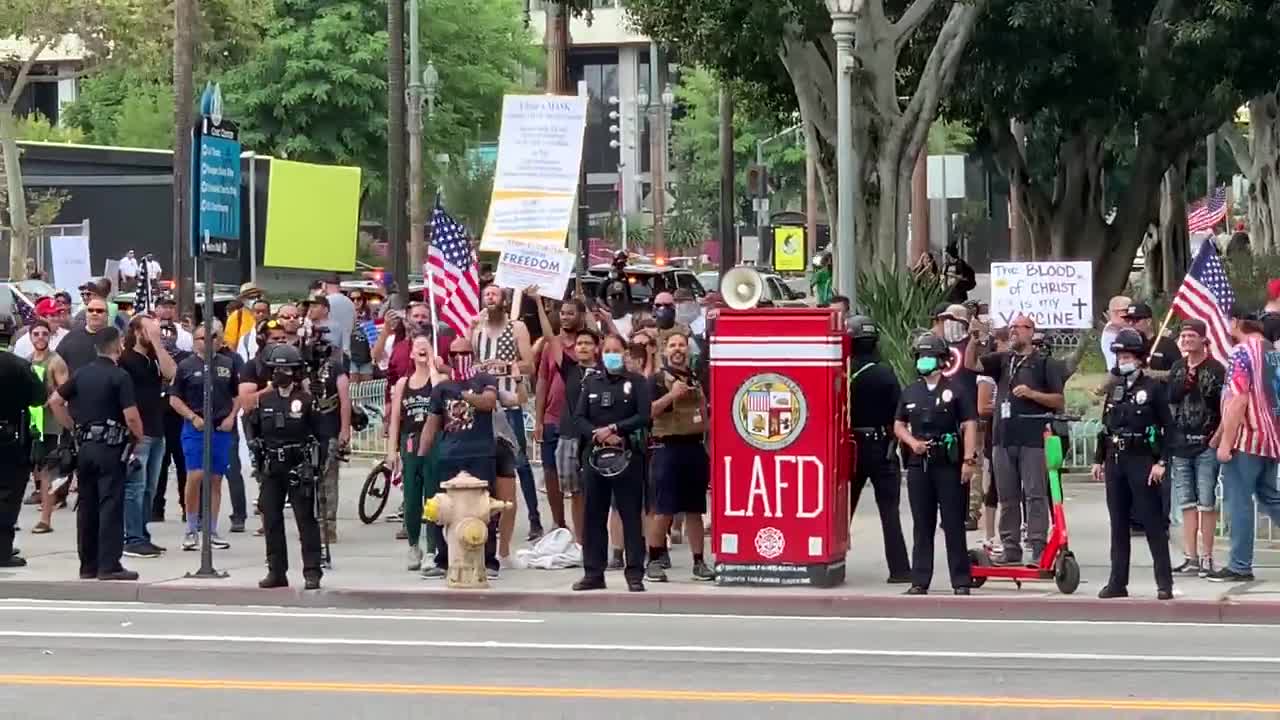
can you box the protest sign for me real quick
[480,95,588,253]
[990,261,1093,329]
[50,236,92,294]
[495,242,576,300]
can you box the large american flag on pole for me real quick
[1187,186,1229,233]
[1170,238,1235,366]
[427,204,481,336]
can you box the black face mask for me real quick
[271,369,295,388]
[653,306,676,329]
[609,296,628,319]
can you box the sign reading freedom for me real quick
[989,261,1093,329]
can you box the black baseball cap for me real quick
[1229,302,1259,321]
[156,296,176,306]
[1123,302,1153,320]
[1179,318,1208,336]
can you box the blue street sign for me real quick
[190,83,242,260]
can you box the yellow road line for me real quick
[0,675,1273,712]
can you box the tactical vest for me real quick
[652,369,706,438]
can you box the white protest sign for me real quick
[990,261,1093,329]
[494,242,576,300]
[50,235,92,294]
[480,95,588,253]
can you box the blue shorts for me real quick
[181,422,234,476]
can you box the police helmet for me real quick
[1110,328,1146,356]
[912,333,950,359]
[588,444,631,478]
[264,343,304,368]
[847,315,877,340]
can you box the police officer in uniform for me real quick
[0,317,48,567]
[246,344,324,590]
[1091,328,1174,600]
[573,334,651,593]
[49,327,145,580]
[846,315,911,584]
[894,334,978,595]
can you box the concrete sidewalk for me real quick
[4,461,1280,622]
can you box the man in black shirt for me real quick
[418,334,500,578]
[49,327,145,580]
[118,316,177,559]
[58,296,112,374]
[970,314,1065,566]
[846,315,910,583]
[1166,319,1226,577]
[1124,302,1180,380]
[169,324,241,551]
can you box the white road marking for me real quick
[3,630,1279,664]
[592,612,1280,631]
[0,604,540,624]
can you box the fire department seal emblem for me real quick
[732,373,807,451]
[754,527,786,559]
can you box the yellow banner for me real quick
[263,158,362,271]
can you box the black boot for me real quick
[259,574,288,589]
[304,574,321,590]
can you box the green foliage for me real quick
[669,68,805,229]
[1225,251,1280,311]
[13,114,83,143]
[664,210,707,250]
[928,120,974,155]
[439,153,496,237]
[64,75,173,149]
[857,264,948,385]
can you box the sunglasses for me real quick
[277,314,299,320]
[86,308,106,315]
[30,331,49,338]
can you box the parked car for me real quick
[587,263,707,306]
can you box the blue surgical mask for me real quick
[916,356,940,375]
[602,352,624,372]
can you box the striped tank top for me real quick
[475,320,521,396]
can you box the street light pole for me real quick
[407,0,425,274]
[650,83,675,259]
[827,0,860,304]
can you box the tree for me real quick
[627,0,985,273]
[1222,97,1280,254]
[950,0,1280,308]
[0,0,145,278]
[669,68,805,234]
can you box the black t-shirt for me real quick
[848,357,901,430]
[558,359,599,440]
[309,358,347,439]
[1167,356,1226,457]
[57,327,100,375]
[244,355,271,390]
[171,353,241,426]
[118,349,165,437]
[58,357,137,427]
[0,351,50,426]
[1147,334,1182,374]
[399,376,433,440]
[430,373,498,459]
[979,350,1066,448]
[895,377,977,467]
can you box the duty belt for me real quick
[262,442,308,463]
[1108,432,1150,453]
[0,420,21,445]
[852,426,890,441]
[75,421,128,446]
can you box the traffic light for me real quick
[746,164,769,198]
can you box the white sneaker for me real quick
[407,546,423,571]
[182,533,198,551]
[210,534,230,550]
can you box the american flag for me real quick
[747,391,771,412]
[1225,336,1280,458]
[11,290,34,327]
[1187,187,1228,234]
[427,204,481,336]
[1170,238,1235,366]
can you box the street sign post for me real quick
[186,83,239,581]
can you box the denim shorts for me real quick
[1170,448,1220,512]
[540,423,560,472]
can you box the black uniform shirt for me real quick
[171,353,240,426]
[848,355,900,430]
[896,376,977,468]
[0,350,49,430]
[574,368,651,441]
[256,387,321,448]
[1095,372,1173,463]
[58,356,137,427]
[1147,334,1182,374]
[1167,356,1225,457]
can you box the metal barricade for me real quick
[350,378,387,456]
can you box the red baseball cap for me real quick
[34,297,59,318]
[1268,278,1280,301]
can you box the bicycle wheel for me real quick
[358,462,393,524]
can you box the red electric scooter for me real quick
[969,413,1081,594]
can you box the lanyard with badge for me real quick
[999,353,1030,421]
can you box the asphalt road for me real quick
[0,599,1277,718]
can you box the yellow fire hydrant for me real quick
[423,472,512,589]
